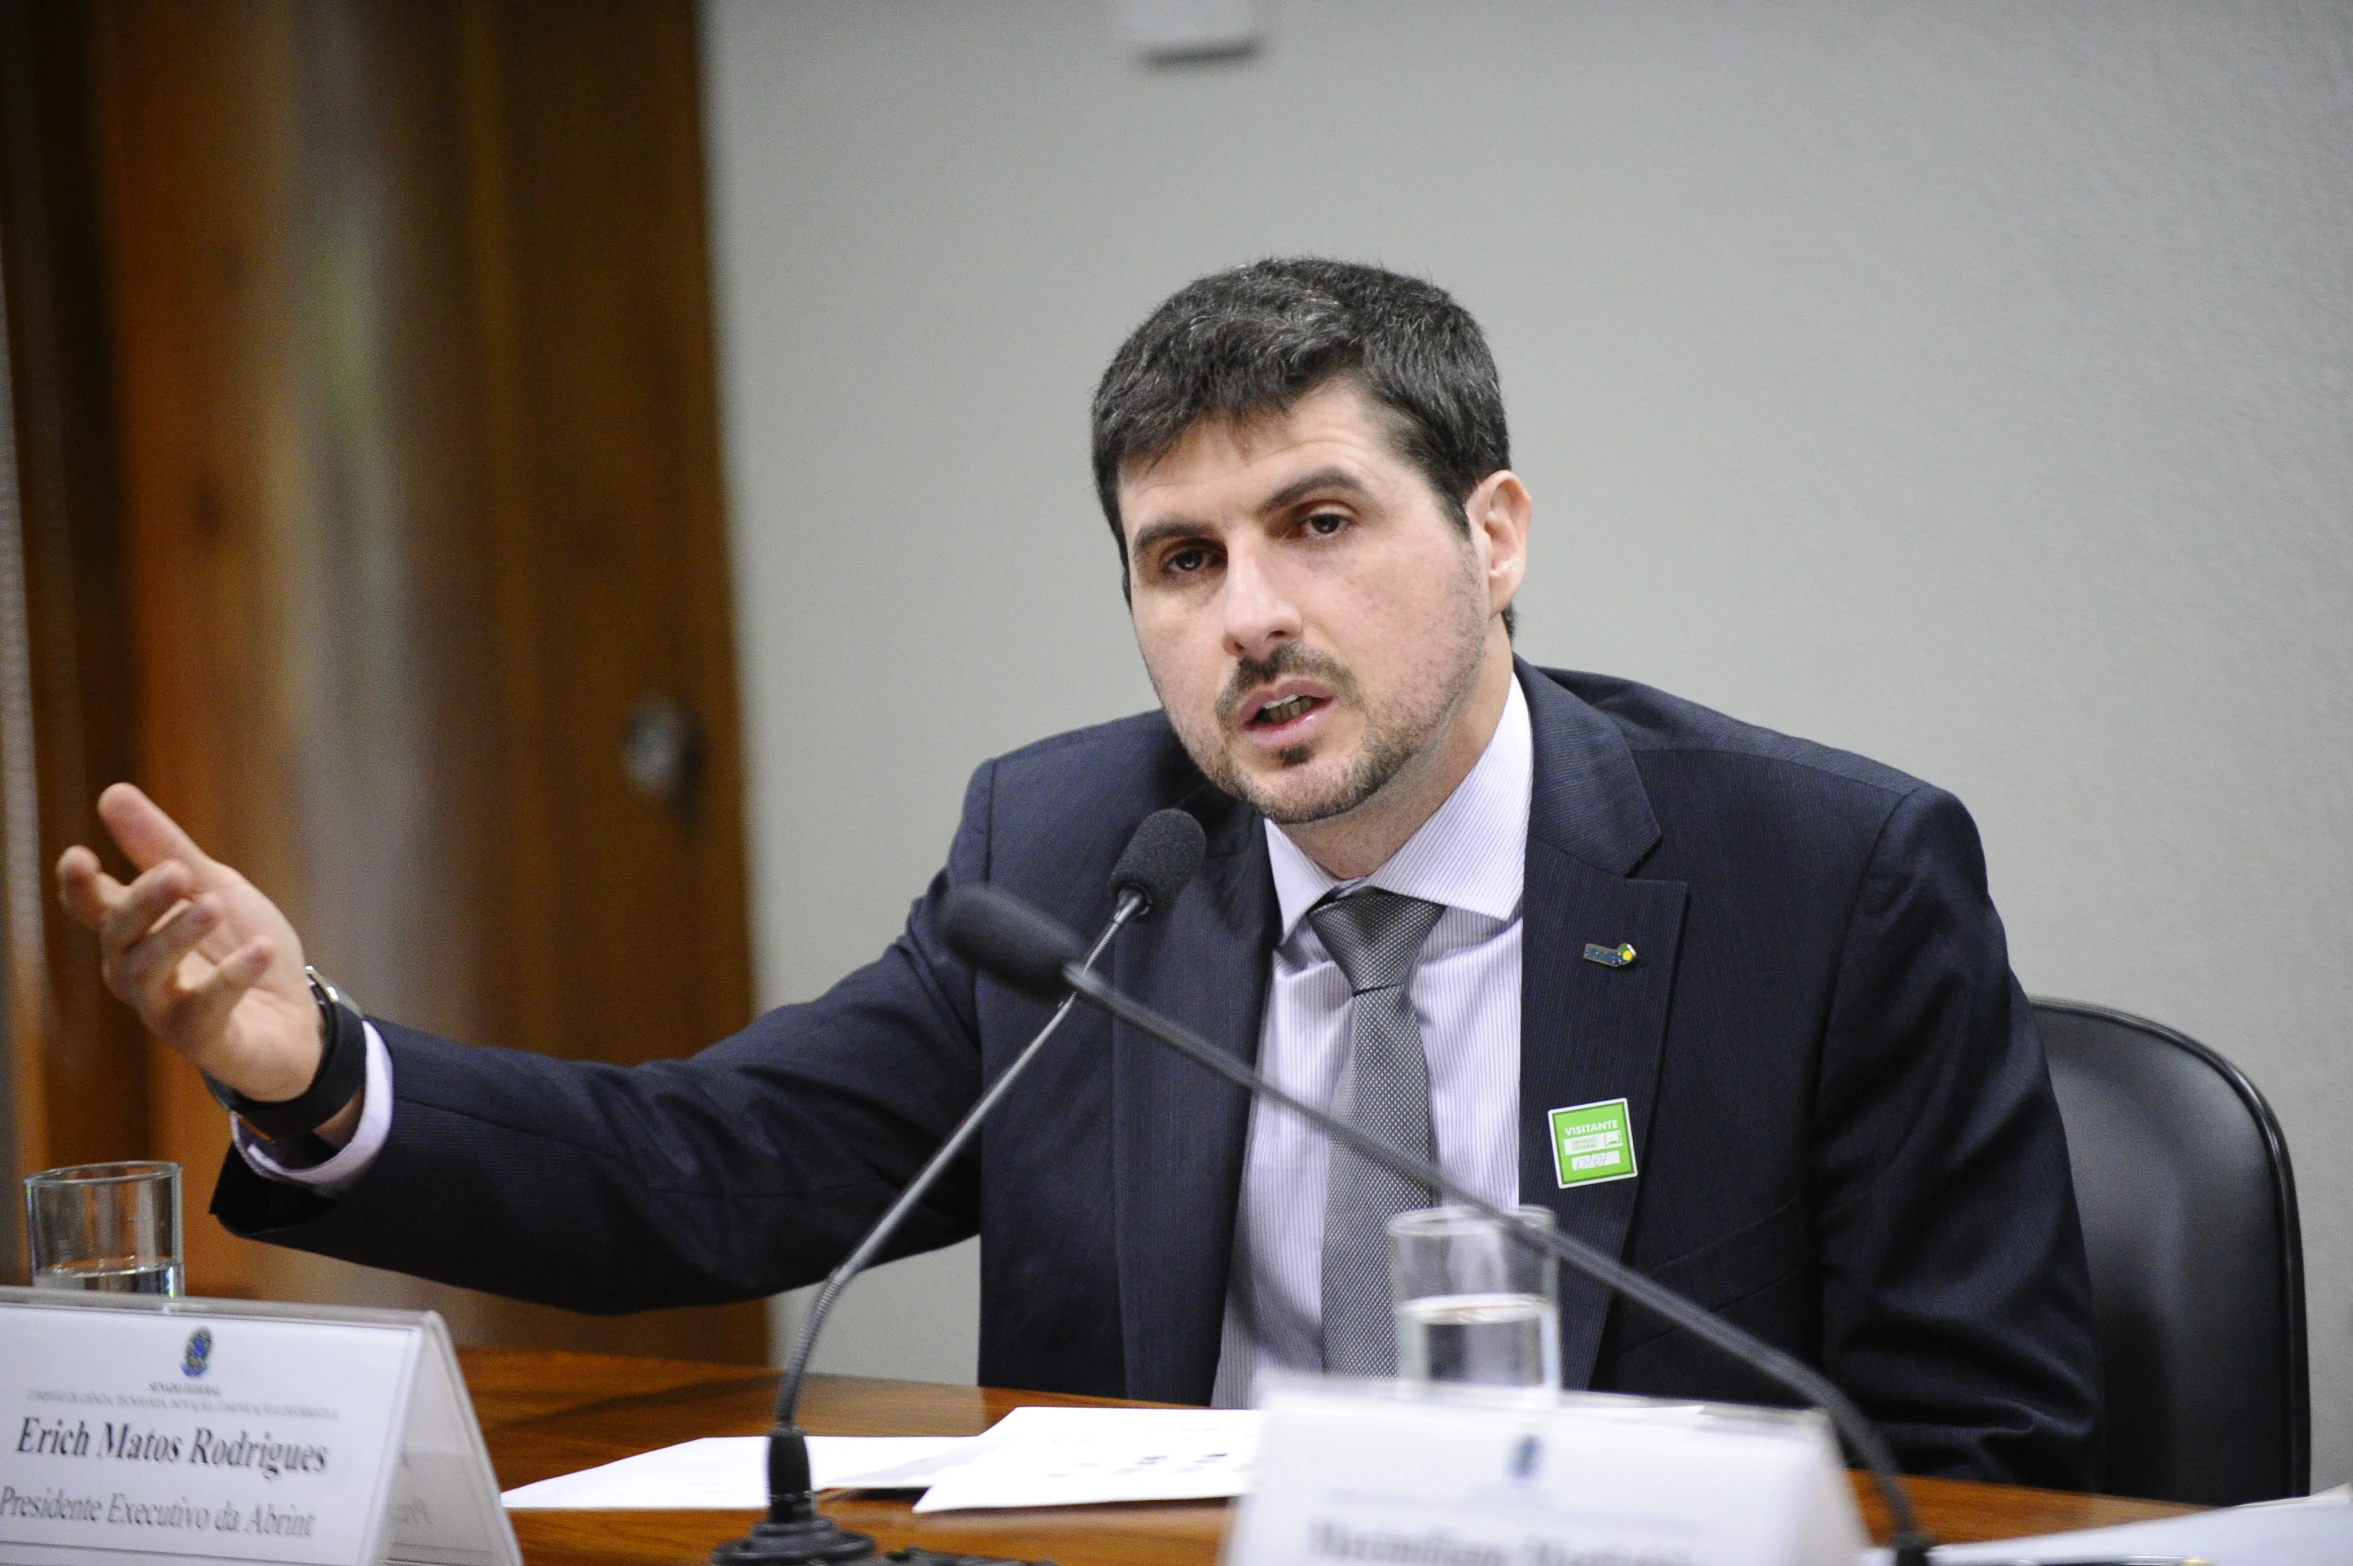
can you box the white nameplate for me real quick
[0,1287,518,1566]
[1226,1376,1866,1566]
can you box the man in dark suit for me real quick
[59,259,2099,1487]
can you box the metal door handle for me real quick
[623,692,701,809]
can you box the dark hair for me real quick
[1091,258,1512,574]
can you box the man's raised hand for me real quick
[56,784,331,1114]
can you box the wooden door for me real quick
[0,0,152,1256]
[1,0,763,1363]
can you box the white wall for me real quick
[701,1,2353,1485]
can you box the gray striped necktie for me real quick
[1309,887,1446,1376]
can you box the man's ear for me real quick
[1466,470,1531,616]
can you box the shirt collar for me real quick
[1265,671,1533,941]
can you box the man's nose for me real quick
[1220,542,1303,658]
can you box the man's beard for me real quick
[1163,569,1492,827]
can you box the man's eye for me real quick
[1302,512,1348,537]
[1164,546,1213,576]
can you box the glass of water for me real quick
[1387,1204,1559,1389]
[24,1160,184,1296]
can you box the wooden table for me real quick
[463,1347,2195,1566]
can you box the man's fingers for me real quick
[163,934,277,1047]
[96,859,195,960]
[96,783,213,876]
[109,892,222,1000]
[56,845,123,932]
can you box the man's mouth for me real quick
[1251,694,1320,727]
[1214,650,1351,753]
[1236,682,1335,745]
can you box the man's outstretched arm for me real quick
[56,771,1003,1314]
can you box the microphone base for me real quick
[710,1512,877,1565]
[711,1519,1046,1566]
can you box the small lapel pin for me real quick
[1582,941,1637,969]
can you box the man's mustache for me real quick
[1215,645,1357,726]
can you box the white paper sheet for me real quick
[497,1409,1262,1513]
[1861,1484,2352,1566]
[499,1435,973,1509]
[910,1407,1260,1513]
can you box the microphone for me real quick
[938,877,1085,996]
[712,809,1207,1566]
[1108,803,1210,924]
[939,881,1937,1566]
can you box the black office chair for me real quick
[2033,998,2309,1504]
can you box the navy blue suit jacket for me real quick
[216,664,2099,1486]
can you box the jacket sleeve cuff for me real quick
[229,1021,394,1197]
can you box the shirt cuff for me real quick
[230,1020,394,1198]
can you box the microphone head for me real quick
[1109,808,1207,918]
[941,884,1087,998]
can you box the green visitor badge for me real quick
[1548,1097,1638,1188]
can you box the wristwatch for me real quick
[203,967,370,1140]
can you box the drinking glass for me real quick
[24,1160,184,1296]
[1387,1204,1559,1389]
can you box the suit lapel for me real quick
[1111,789,1275,1403]
[1515,664,1688,1390]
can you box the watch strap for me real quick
[204,967,369,1141]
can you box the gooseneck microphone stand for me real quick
[712,811,1206,1566]
[940,883,1939,1566]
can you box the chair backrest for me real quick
[2033,999,2308,1503]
